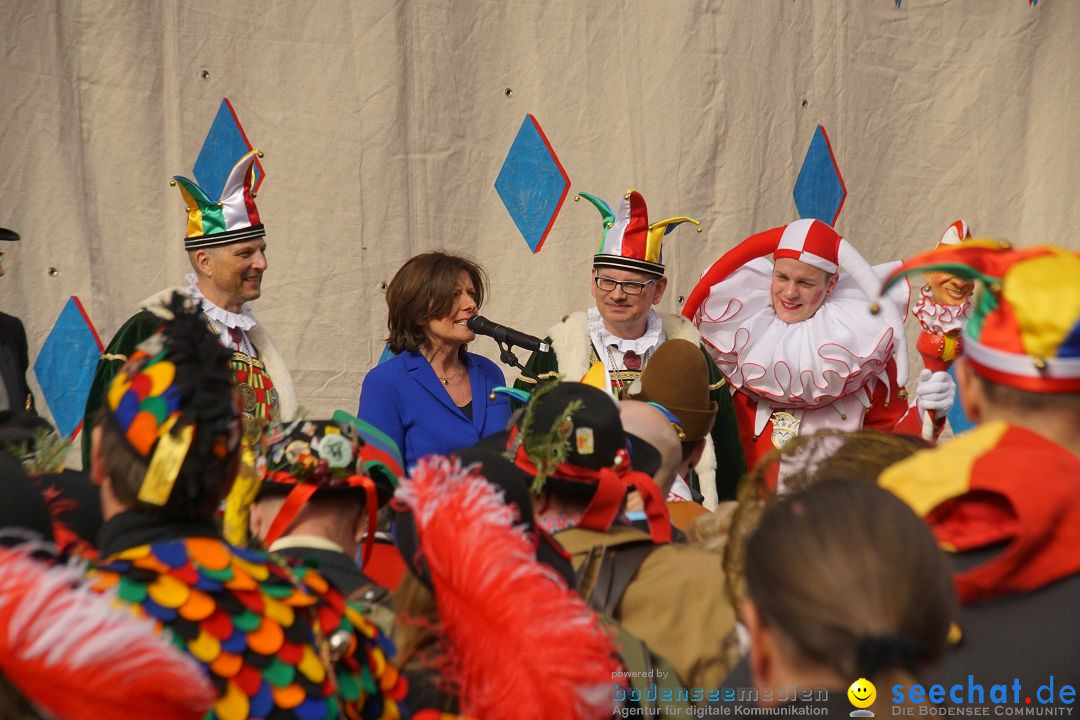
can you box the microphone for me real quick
[467,315,550,353]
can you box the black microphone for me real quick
[467,315,550,353]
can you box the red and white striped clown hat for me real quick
[682,218,910,385]
[937,219,972,249]
[171,149,265,251]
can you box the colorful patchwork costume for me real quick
[88,295,406,719]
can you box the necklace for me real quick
[438,369,465,385]
[425,351,466,385]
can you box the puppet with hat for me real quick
[682,218,954,477]
[912,220,978,372]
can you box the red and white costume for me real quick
[682,219,933,474]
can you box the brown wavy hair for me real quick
[385,252,487,354]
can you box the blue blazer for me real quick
[357,350,512,470]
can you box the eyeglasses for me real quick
[594,275,657,295]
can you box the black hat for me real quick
[494,381,672,543]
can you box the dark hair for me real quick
[385,252,487,354]
[743,480,955,680]
[98,293,241,520]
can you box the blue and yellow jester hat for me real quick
[576,190,701,278]
[882,241,1080,393]
[170,149,265,251]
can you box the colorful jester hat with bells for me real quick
[171,149,265,249]
[577,189,702,277]
[881,241,1080,393]
[258,416,403,566]
[103,292,241,515]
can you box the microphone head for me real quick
[466,315,486,333]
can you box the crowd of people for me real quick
[0,151,1077,719]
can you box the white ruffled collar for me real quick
[185,273,257,331]
[587,307,663,355]
[695,258,908,411]
[912,285,970,335]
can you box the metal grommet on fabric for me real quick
[869,303,881,315]
[504,87,513,97]
[200,69,210,80]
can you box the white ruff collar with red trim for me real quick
[695,258,908,411]
[912,284,970,335]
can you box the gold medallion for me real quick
[237,382,257,412]
[769,411,800,449]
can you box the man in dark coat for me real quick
[0,227,34,414]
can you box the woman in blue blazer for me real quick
[358,252,512,470]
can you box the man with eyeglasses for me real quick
[515,190,746,507]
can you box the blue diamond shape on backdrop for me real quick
[193,98,264,199]
[495,114,571,254]
[33,297,103,439]
[793,124,847,226]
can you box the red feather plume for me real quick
[397,456,620,720]
[0,547,214,720]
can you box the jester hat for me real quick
[258,415,403,560]
[882,242,1080,393]
[103,293,241,514]
[577,189,701,277]
[171,149,265,250]
[681,218,911,385]
[938,219,972,249]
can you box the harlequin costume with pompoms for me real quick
[86,294,407,720]
[89,533,406,720]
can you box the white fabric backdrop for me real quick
[2,0,1078,463]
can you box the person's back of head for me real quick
[741,480,955,705]
[500,381,670,543]
[618,400,682,495]
[91,292,241,522]
[629,337,718,474]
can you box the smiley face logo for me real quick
[848,678,877,709]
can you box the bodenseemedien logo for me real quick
[849,678,878,717]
